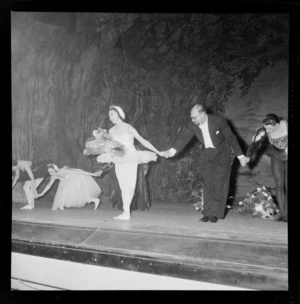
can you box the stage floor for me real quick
[11,198,288,290]
[12,198,287,243]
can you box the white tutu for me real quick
[52,174,101,210]
[97,150,157,165]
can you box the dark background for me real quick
[2,1,299,302]
[11,12,289,203]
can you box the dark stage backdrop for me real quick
[11,12,288,203]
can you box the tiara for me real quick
[109,105,125,120]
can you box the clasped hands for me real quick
[158,149,174,158]
[239,156,250,167]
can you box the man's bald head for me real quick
[190,104,207,126]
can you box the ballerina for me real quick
[12,159,50,209]
[36,164,103,211]
[246,113,288,221]
[84,105,164,220]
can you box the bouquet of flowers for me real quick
[191,188,204,211]
[83,128,126,157]
[238,186,280,219]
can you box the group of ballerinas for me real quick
[12,161,103,211]
[12,104,288,222]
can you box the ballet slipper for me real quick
[20,205,34,210]
[93,198,100,210]
[113,212,131,220]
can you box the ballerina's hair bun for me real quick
[47,164,59,171]
[109,105,125,120]
[262,114,280,125]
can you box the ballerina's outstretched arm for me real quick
[128,125,163,156]
[36,176,57,198]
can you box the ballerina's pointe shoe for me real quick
[113,212,131,220]
[21,205,34,210]
[93,198,100,210]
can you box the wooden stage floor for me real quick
[11,198,288,290]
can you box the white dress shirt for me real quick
[170,115,213,156]
[199,115,215,148]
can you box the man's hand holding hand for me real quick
[238,155,249,167]
[159,149,176,158]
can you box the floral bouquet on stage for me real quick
[83,128,126,157]
[237,186,280,219]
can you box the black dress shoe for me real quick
[200,216,209,222]
[209,216,218,223]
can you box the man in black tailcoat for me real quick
[162,104,248,223]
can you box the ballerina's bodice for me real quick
[267,134,288,150]
[266,120,288,153]
[112,132,136,153]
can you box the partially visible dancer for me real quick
[12,160,49,209]
[246,114,288,222]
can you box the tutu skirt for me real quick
[52,174,101,210]
[97,150,157,165]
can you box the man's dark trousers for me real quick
[201,141,231,219]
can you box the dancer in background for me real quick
[37,164,103,211]
[246,114,288,222]
[12,159,49,209]
[85,105,163,220]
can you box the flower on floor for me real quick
[191,188,203,211]
[193,201,203,211]
[238,186,280,219]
